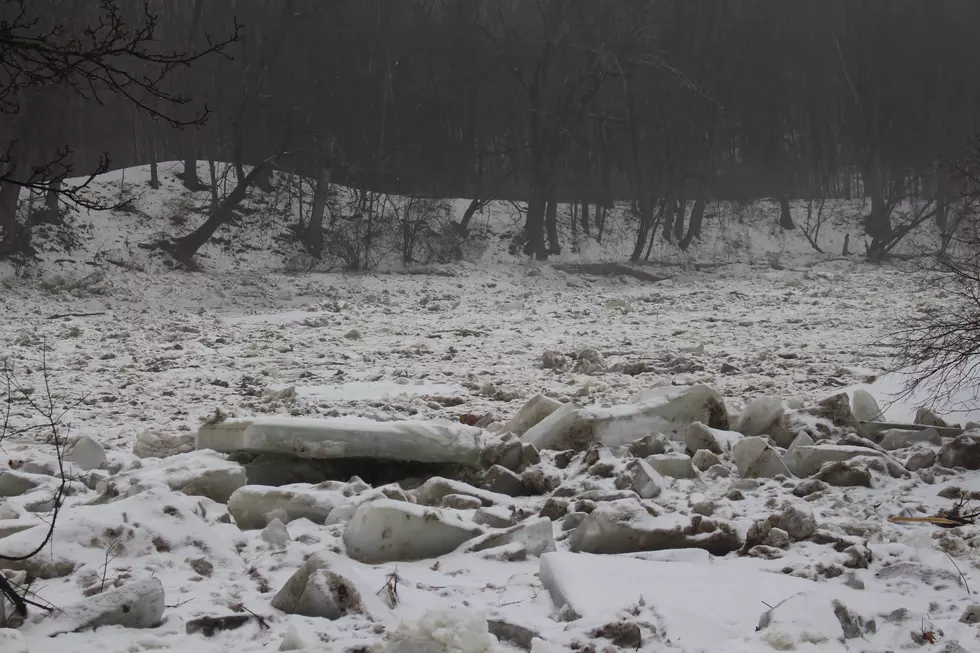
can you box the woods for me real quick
[2,0,980,261]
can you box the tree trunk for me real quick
[362,192,374,271]
[172,162,273,265]
[0,180,22,252]
[673,197,687,241]
[630,212,651,262]
[459,198,483,237]
[45,180,61,212]
[305,165,331,256]
[662,198,677,242]
[936,169,953,235]
[866,190,892,259]
[679,196,706,250]
[183,158,204,191]
[937,199,949,235]
[581,201,590,236]
[863,160,892,246]
[402,206,413,264]
[596,206,608,244]
[254,166,275,193]
[208,160,219,215]
[779,195,796,230]
[570,203,578,253]
[630,194,655,262]
[526,184,548,260]
[297,174,305,230]
[644,198,668,261]
[233,126,246,185]
[147,128,160,189]
[545,192,560,255]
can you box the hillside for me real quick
[1,161,927,279]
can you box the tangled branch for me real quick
[0,0,242,210]
[887,143,980,408]
[0,345,86,618]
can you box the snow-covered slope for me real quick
[0,160,936,280]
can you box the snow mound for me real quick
[381,607,498,653]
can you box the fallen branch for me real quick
[553,262,670,283]
[185,615,252,637]
[888,494,980,529]
[888,515,974,528]
[229,603,270,630]
[46,312,107,320]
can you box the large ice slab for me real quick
[539,553,925,651]
[197,416,485,466]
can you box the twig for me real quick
[100,538,124,593]
[376,570,400,608]
[238,604,270,630]
[0,342,79,616]
[2,577,56,614]
[939,549,972,596]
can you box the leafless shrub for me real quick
[1,346,84,618]
[889,145,980,410]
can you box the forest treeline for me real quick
[2,0,980,260]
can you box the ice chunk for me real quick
[343,499,483,563]
[36,578,164,635]
[271,552,391,621]
[228,484,346,529]
[521,385,729,451]
[788,445,887,477]
[198,415,484,466]
[504,395,563,436]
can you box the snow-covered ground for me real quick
[1,167,978,652]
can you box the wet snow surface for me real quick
[0,262,918,446]
[1,175,978,652]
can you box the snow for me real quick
[1,165,979,653]
[287,381,466,403]
[382,607,499,652]
[541,552,828,649]
[843,369,980,425]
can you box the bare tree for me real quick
[0,0,241,253]
[169,157,277,266]
[890,144,980,408]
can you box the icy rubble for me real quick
[520,384,729,450]
[30,578,166,636]
[4,383,980,652]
